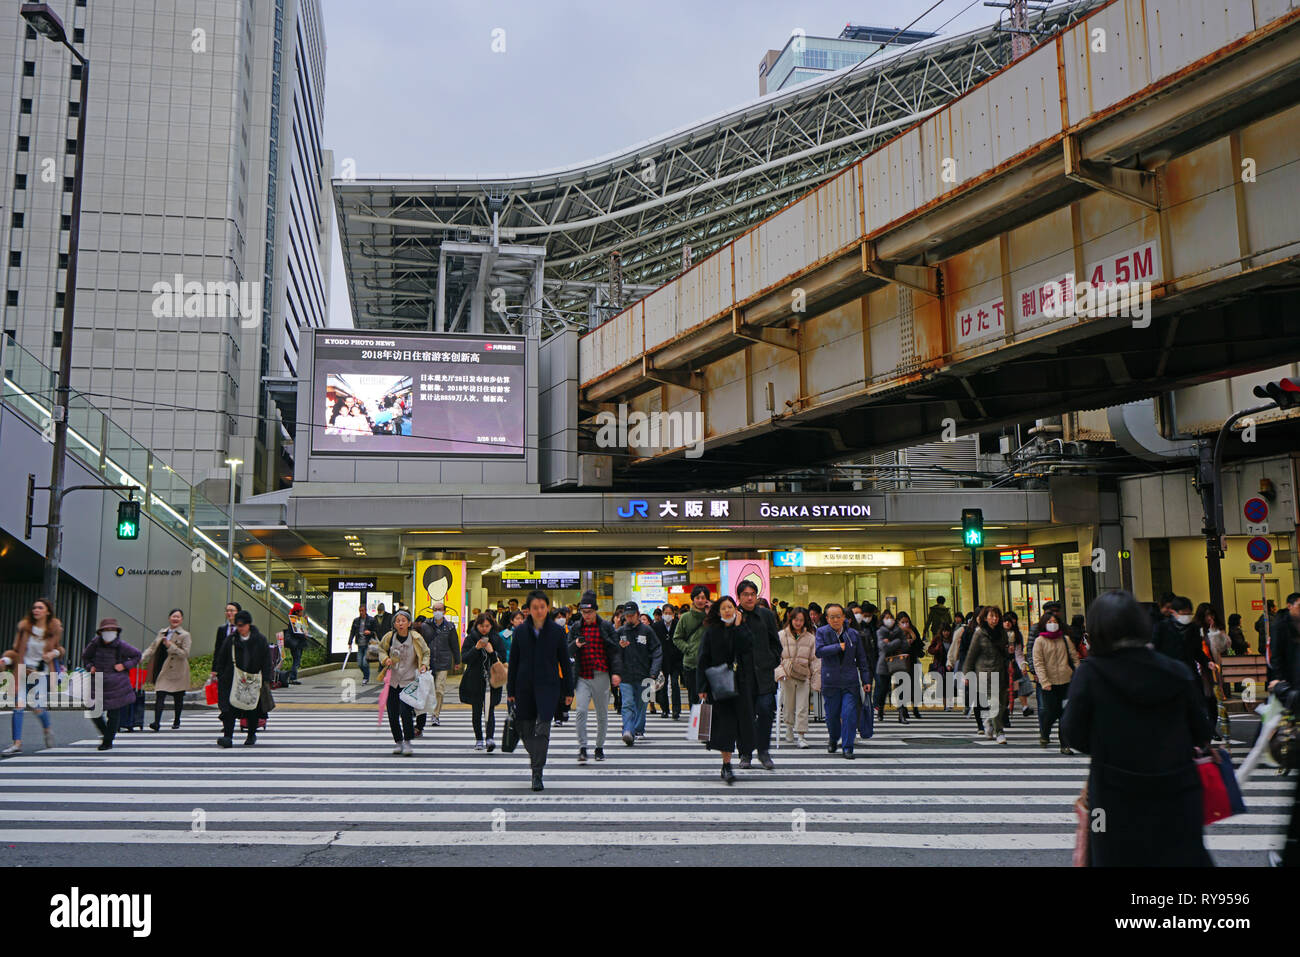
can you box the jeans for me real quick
[621,677,648,736]
[575,672,611,748]
[152,691,184,726]
[287,642,304,680]
[1038,683,1069,743]
[824,688,859,753]
[355,642,370,682]
[472,687,502,741]
[749,691,776,757]
[385,683,415,743]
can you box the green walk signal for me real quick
[961,508,983,548]
[116,499,140,540]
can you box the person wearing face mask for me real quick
[1031,610,1077,751]
[82,618,142,751]
[898,612,924,720]
[815,604,873,758]
[873,611,909,724]
[1153,597,1213,699]
[696,595,756,783]
[658,604,683,719]
[674,585,711,707]
[964,606,1011,743]
[413,602,460,736]
[140,608,192,731]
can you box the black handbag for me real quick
[704,662,737,701]
[501,704,519,753]
[886,654,910,675]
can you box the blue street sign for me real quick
[1243,497,1269,523]
[1245,536,1272,562]
[773,550,804,567]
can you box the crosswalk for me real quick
[0,704,1289,863]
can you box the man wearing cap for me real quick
[613,600,662,746]
[209,610,273,748]
[566,591,620,763]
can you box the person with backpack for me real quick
[567,591,620,764]
[460,612,505,751]
[1032,609,1078,751]
[674,585,710,705]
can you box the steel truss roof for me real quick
[335,1,1105,333]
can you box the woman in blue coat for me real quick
[506,590,574,791]
[82,617,142,751]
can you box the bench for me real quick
[1222,654,1269,714]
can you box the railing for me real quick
[0,334,328,640]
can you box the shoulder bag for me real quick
[704,630,738,701]
[229,644,262,711]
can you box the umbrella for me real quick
[377,669,391,727]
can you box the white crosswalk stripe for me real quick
[0,707,1287,861]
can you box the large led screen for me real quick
[312,331,526,457]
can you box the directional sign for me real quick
[1245,536,1272,562]
[1243,497,1269,523]
[1250,562,1273,575]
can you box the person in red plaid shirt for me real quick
[565,590,621,764]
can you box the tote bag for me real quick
[229,645,262,711]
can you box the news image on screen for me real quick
[312,331,526,457]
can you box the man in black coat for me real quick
[209,610,273,748]
[1268,593,1300,865]
[506,590,574,791]
[215,602,241,656]
[737,580,783,770]
[414,607,460,733]
[373,603,393,641]
[657,604,684,719]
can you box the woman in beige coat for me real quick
[776,607,820,748]
[140,608,192,731]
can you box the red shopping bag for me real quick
[129,667,148,689]
[1197,754,1232,825]
[204,681,219,705]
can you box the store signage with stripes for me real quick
[998,549,1035,566]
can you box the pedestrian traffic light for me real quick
[961,508,983,547]
[1253,377,1300,409]
[116,499,140,540]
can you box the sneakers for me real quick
[996,733,1007,745]
[485,739,496,753]
[737,756,752,769]
[758,752,775,771]
[43,728,55,748]
[1039,737,1050,747]
[594,748,605,762]
[401,742,414,756]
[474,739,485,751]
[784,729,795,744]
[1060,742,1071,754]
[430,715,440,727]
[216,737,233,749]
[984,725,995,740]
[797,734,809,749]
[393,745,405,755]
[1022,707,1034,717]
[2,743,21,757]
[577,747,588,764]
[622,732,635,746]
[636,733,649,743]
[844,750,856,760]
[827,741,838,754]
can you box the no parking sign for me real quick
[1246,536,1272,563]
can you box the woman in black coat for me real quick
[1061,591,1213,867]
[459,612,505,750]
[695,595,756,784]
[209,610,273,748]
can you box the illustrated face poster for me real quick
[719,559,770,604]
[412,559,467,630]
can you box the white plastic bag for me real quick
[399,671,434,712]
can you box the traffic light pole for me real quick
[970,546,980,611]
[1198,400,1275,614]
[26,477,139,544]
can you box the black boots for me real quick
[721,763,736,785]
[531,770,544,791]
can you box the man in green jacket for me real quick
[673,585,710,705]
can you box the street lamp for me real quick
[224,458,243,604]
[24,4,91,603]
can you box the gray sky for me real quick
[321,0,1013,326]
